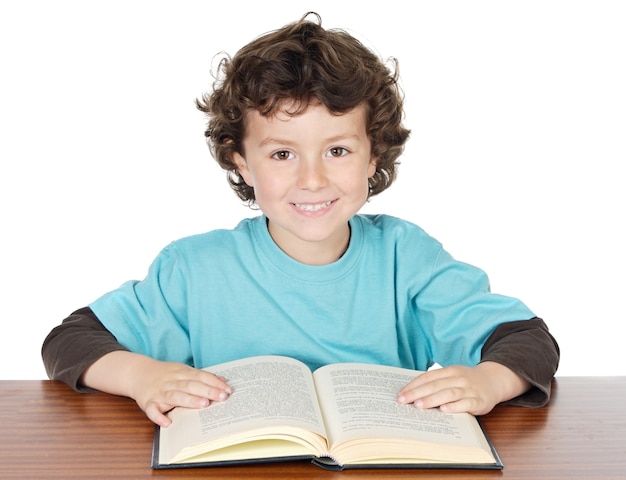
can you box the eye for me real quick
[271,150,294,161]
[327,147,349,158]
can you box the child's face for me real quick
[234,102,376,265]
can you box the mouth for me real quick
[292,200,334,212]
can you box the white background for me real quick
[1,1,624,380]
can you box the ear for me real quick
[367,157,377,178]
[233,152,254,187]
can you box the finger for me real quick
[145,404,173,428]
[170,378,231,405]
[196,371,233,394]
[400,373,471,408]
[397,374,448,404]
[410,385,465,410]
[438,397,476,414]
[397,368,451,396]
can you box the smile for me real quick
[293,200,333,212]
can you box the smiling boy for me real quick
[42,13,559,428]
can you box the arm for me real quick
[397,317,559,414]
[479,317,559,407]
[42,307,128,392]
[42,307,232,426]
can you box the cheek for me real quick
[338,169,371,198]
[247,169,283,199]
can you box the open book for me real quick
[152,355,502,471]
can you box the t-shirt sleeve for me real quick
[88,243,193,365]
[411,246,537,368]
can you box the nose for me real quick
[296,157,328,191]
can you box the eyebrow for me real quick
[258,133,362,147]
[258,137,293,147]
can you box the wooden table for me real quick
[1,377,625,479]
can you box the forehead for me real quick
[244,101,368,136]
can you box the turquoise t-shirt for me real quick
[89,214,534,372]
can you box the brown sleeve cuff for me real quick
[41,306,128,393]
[480,317,560,407]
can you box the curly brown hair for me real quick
[196,12,411,205]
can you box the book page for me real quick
[159,355,328,463]
[312,363,493,455]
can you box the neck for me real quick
[267,221,350,266]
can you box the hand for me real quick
[127,357,233,427]
[396,361,530,415]
[80,351,232,427]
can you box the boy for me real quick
[42,12,559,428]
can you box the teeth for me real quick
[294,201,332,212]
